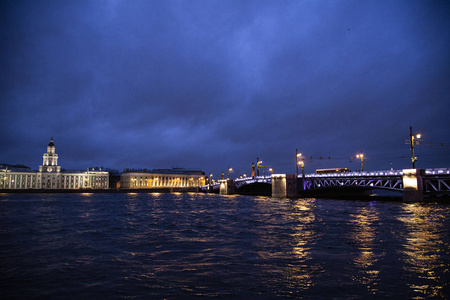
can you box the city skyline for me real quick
[1,1,449,179]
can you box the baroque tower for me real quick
[39,138,61,172]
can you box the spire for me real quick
[48,137,55,147]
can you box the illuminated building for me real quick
[120,168,206,189]
[0,138,109,190]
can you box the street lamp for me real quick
[228,166,233,179]
[356,151,364,171]
[409,126,421,169]
[296,149,304,177]
[256,158,263,176]
[269,168,273,175]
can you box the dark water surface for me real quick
[0,192,449,299]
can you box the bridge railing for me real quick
[304,168,449,178]
[234,175,272,182]
[303,176,404,191]
[303,168,450,194]
[199,182,220,192]
[234,176,272,189]
[424,168,450,175]
[423,169,450,194]
[304,170,404,178]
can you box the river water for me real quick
[0,192,449,299]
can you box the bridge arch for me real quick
[234,176,272,196]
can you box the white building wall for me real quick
[120,172,206,189]
[1,170,109,190]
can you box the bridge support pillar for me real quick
[219,179,235,195]
[272,174,298,198]
[402,169,424,202]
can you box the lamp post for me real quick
[356,151,364,171]
[257,158,263,176]
[409,126,421,169]
[269,168,273,175]
[296,149,304,177]
[228,166,233,179]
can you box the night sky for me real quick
[1,1,450,178]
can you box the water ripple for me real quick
[0,193,449,299]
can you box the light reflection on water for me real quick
[0,193,448,299]
[348,205,381,294]
[398,204,448,298]
[288,199,322,291]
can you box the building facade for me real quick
[120,168,206,189]
[0,138,109,190]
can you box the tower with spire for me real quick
[39,137,61,172]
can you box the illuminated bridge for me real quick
[201,176,272,195]
[200,168,450,201]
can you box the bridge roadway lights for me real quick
[219,179,235,195]
[272,174,298,198]
[402,169,424,202]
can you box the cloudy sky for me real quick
[1,0,449,178]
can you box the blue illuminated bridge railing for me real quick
[304,168,450,194]
[303,170,404,191]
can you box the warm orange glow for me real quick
[397,204,444,297]
[349,207,380,292]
